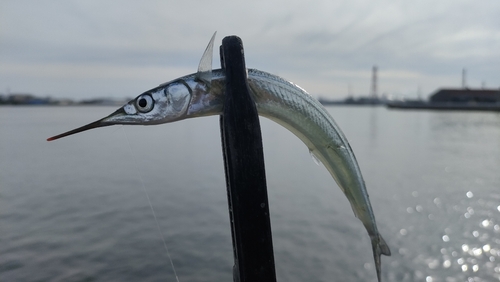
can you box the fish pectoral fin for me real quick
[371,234,391,282]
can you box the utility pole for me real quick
[462,68,466,88]
[371,65,377,98]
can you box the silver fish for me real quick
[47,33,391,280]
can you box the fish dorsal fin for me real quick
[196,31,217,84]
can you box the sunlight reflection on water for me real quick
[396,188,500,282]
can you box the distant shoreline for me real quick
[0,103,126,107]
[0,94,130,106]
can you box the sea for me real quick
[1,105,500,282]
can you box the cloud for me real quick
[1,0,499,99]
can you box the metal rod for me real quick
[219,35,277,282]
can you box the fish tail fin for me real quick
[371,234,391,282]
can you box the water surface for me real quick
[1,106,500,281]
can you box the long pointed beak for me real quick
[47,108,126,141]
[47,118,112,141]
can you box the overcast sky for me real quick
[1,0,499,100]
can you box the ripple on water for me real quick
[392,187,500,281]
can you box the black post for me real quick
[219,36,277,282]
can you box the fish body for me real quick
[213,69,391,281]
[245,69,392,280]
[47,35,390,281]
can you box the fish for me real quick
[47,33,391,280]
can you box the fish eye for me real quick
[135,94,154,113]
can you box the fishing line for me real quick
[121,127,180,282]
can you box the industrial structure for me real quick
[430,89,500,103]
